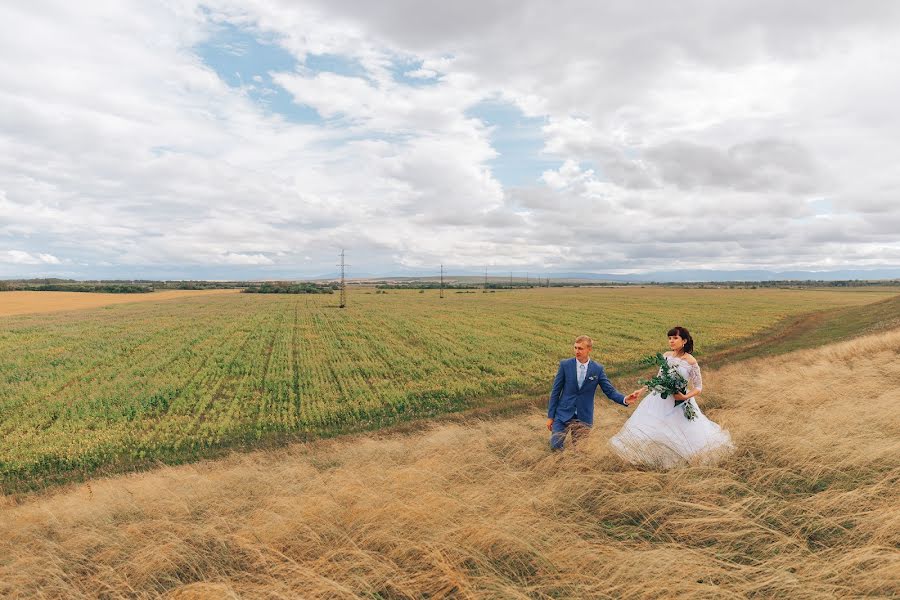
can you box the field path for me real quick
[702,291,900,368]
[0,289,240,316]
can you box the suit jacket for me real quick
[547,357,626,426]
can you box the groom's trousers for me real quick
[550,417,590,450]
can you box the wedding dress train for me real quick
[610,355,733,468]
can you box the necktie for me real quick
[578,362,586,387]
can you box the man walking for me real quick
[547,335,638,450]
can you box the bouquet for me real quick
[637,353,697,420]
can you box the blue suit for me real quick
[547,357,627,449]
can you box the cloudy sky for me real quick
[2,1,900,279]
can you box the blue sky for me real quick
[465,100,558,187]
[194,23,322,124]
[195,22,557,188]
[3,1,900,279]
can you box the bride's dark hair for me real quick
[667,326,694,353]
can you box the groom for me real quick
[546,335,637,450]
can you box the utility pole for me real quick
[509,271,513,288]
[526,272,529,287]
[440,264,444,298]
[484,267,488,290]
[338,249,348,308]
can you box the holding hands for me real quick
[624,387,647,406]
[548,384,642,430]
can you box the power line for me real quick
[337,249,348,308]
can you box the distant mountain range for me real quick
[311,268,900,283]
[546,269,900,282]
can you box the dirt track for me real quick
[0,289,240,317]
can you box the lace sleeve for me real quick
[688,363,703,391]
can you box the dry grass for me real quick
[0,289,239,316]
[2,329,899,598]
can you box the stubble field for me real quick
[0,289,239,317]
[1,286,898,492]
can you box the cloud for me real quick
[3,250,61,265]
[219,252,275,265]
[403,68,438,79]
[643,138,819,193]
[2,0,900,278]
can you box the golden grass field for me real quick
[0,289,239,317]
[2,323,897,598]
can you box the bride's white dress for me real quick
[610,355,733,468]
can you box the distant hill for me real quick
[550,268,900,282]
[311,268,900,283]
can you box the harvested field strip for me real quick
[0,289,239,316]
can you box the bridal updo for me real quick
[667,326,694,353]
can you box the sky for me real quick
[2,1,900,280]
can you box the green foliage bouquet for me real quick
[638,353,697,420]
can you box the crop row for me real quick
[0,286,894,490]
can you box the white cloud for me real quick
[2,0,900,278]
[403,68,438,79]
[3,250,61,265]
[219,252,274,265]
[540,159,594,191]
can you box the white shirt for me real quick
[577,359,588,387]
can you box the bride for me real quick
[609,326,733,468]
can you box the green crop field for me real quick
[1,286,897,491]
